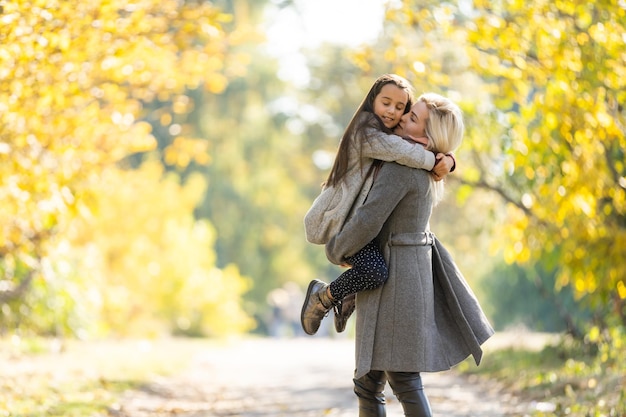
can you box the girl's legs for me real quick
[330,240,387,332]
[354,370,387,417]
[386,372,432,417]
[301,240,387,335]
[328,240,388,300]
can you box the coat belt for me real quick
[389,232,434,246]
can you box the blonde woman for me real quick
[325,93,494,417]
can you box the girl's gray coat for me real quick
[304,113,435,245]
[326,161,494,379]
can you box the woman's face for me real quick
[372,84,409,130]
[395,101,429,147]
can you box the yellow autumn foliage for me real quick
[0,0,254,336]
[70,162,254,337]
[378,0,625,321]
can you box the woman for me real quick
[325,93,494,417]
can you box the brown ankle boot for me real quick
[300,279,335,335]
[334,293,356,333]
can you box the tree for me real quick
[380,0,626,329]
[170,2,356,328]
[0,0,252,336]
[462,0,626,326]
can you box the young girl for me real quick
[301,74,455,335]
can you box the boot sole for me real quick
[300,280,322,335]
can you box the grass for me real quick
[2,379,135,417]
[458,332,626,417]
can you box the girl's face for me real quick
[372,84,409,129]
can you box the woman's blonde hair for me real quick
[418,93,464,205]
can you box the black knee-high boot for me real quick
[354,370,387,417]
[387,372,432,417]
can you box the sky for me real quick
[263,0,390,85]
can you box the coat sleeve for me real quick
[361,128,436,170]
[325,162,411,265]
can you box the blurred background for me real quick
[1,0,624,347]
[0,0,624,414]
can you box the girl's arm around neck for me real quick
[361,128,436,170]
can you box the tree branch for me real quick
[458,176,533,216]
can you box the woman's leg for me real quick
[354,370,387,417]
[386,372,432,417]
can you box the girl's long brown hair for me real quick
[324,74,414,188]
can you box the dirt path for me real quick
[110,334,547,417]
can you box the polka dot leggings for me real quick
[328,240,389,301]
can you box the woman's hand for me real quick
[431,153,455,181]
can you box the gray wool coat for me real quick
[326,161,494,379]
[304,113,436,245]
